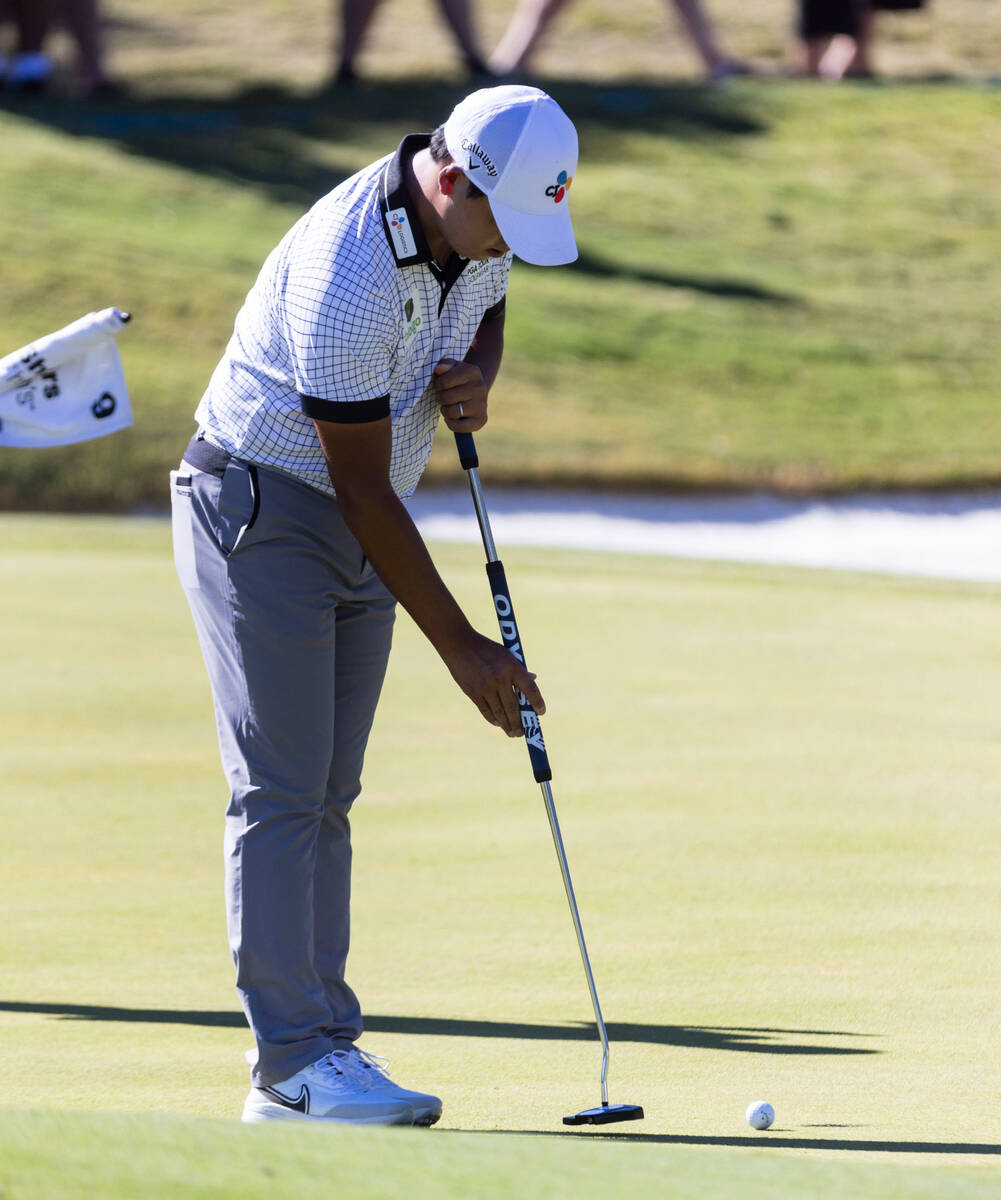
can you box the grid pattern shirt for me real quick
[194,135,510,499]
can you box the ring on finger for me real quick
[457,402,464,418]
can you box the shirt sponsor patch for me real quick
[403,293,423,344]
[387,207,418,259]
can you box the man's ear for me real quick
[439,166,462,196]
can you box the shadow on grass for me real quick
[564,250,799,305]
[0,79,786,305]
[475,1129,1001,1155]
[366,1015,876,1055]
[0,1001,875,1055]
[0,77,767,170]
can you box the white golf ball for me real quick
[745,1100,775,1130]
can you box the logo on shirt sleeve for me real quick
[403,293,423,344]
[388,207,419,259]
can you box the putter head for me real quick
[563,1103,644,1126]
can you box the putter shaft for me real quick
[459,444,611,1108]
[539,778,610,1107]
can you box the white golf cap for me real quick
[443,85,579,267]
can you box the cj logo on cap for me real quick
[545,170,572,204]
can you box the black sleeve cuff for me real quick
[482,296,506,322]
[300,394,391,423]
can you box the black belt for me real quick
[184,434,232,478]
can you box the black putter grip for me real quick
[454,431,479,470]
[486,560,553,783]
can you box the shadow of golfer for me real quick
[0,1002,876,1055]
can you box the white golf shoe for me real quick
[332,1047,443,1127]
[242,1051,416,1125]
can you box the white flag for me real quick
[0,307,134,448]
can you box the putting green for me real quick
[2,514,999,1197]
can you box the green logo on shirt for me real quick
[403,295,422,344]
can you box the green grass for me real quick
[1,2,1001,505]
[2,1109,998,1200]
[2,516,1001,1196]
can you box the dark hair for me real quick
[429,126,450,162]
[429,124,485,200]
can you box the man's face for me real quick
[440,172,510,262]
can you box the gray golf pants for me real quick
[170,454,396,1087]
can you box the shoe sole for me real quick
[243,1099,416,1126]
[370,1091,442,1127]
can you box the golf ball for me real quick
[745,1101,775,1130]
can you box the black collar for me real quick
[380,134,467,289]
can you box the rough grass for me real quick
[23,0,1001,93]
[1,1,999,506]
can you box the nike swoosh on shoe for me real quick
[261,1083,309,1114]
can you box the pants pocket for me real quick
[217,460,260,557]
[170,470,200,590]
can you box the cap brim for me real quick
[488,197,577,267]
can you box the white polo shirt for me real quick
[194,135,511,499]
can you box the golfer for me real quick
[171,85,579,1126]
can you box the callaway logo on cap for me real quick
[443,85,579,267]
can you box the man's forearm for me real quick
[464,311,504,392]
[312,375,545,736]
[336,479,474,659]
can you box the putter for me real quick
[454,431,644,1128]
